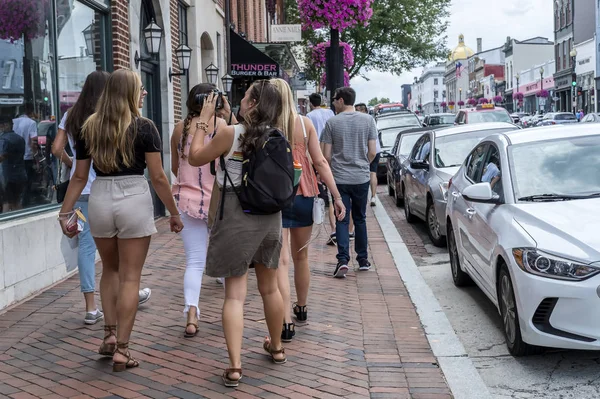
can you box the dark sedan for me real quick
[387,127,435,206]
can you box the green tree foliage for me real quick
[368,97,390,106]
[286,0,451,81]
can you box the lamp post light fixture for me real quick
[205,63,219,85]
[221,74,233,93]
[82,23,94,56]
[168,44,192,82]
[134,19,164,68]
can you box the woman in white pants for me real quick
[171,83,226,337]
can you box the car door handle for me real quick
[466,208,476,218]
[451,191,460,198]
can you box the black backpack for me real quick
[220,127,297,218]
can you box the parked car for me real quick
[510,112,528,125]
[455,104,513,125]
[376,111,422,180]
[401,122,519,246]
[581,113,600,123]
[387,128,431,206]
[423,113,455,127]
[537,112,578,126]
[446,124,600,356]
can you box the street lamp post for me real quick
[570,48,578,114]
[168,44,192,82]
[134,19,163,68]
[459,88,462,108]
[539,67,544,113]
[515,73,520,112]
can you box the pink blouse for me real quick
[294,118,319,197]
[172,131,214,222]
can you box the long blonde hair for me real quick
[81,69,141,173]
[271,78,296,149]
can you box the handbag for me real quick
[55,149,70,203]
[299,117,325,225]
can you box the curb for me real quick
[372,199,492,399]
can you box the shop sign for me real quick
[231,63,279,77]
[270,24,302,42]
[0,97,24,105]
[555,76,572,90]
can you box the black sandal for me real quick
[281,323,295,343]
[113,342,140,372]
[222,368,243,387]
[263,339,287,364]
[184,322,199,338]
[98,325,116,357]
[293,303,308,323]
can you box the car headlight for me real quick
[439,182,449,201]
[512,248,600,281]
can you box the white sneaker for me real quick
[370,196,377,206]
[84,309,104,325]
[138,288,151,305]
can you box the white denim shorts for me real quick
[88,175,157,239]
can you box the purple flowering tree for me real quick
[467,98,477,106]
[536,89,549,98]
[440,101,447,112]
[312,41,354,69]
[298,0,373,92]
[0,0,49,42]
[493,95,503,104]
[321,71,351,87]
[478,98,489,104]
[457,100,465,108]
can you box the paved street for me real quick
[0,208,451,399]
[378,185,600,399]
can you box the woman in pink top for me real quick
[271,79,345,342]
[171,84,226,337]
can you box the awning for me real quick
[251,42,300,76]
[230,30,281,79]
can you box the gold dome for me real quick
[448,34,475,61]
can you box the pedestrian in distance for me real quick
[187,80,288,388]
[320,87,377,278]
[271,79,345,342]
[52,71,152,326]
[171,83,226,338]
[355,102,381,207]
[58,69,183,372]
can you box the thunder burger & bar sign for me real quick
[230,29,281,78]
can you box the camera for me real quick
[196,89,224,109]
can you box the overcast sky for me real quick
[351,0,554,104]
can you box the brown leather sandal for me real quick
[263,339,287,364]
[98,325,116,356]
[222,368,243,387]
[112,342,140,372]
[184,322,199,338]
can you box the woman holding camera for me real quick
[187,80,286,388]
[59,69,183,372]
[271,79,345,342]
[171,84,226,337]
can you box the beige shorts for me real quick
[88,175,157,239]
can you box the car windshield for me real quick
[380,129,402,148]
[434,129,512,168]
[428,115,455,125]
[555,113,576,121]
[399,134,421,156]
[468,110,512,124]
[377,114,421,130]
[509,135,600,200]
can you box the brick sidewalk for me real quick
[0,204,452,399]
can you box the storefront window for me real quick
[0,0,108,220]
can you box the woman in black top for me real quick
[58,69,183,372]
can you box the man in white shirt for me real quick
[306,93,335,139]
[12,103,38,207]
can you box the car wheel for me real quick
[447,224,472,287]
[388,181,394,196]
[404,195,417,223]
[395,183,404,207]
[498,266,542,357]
[426,200,446,247]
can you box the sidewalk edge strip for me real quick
[372,199,491,399]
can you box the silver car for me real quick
[446,124,600,356]
[401,122,519,247]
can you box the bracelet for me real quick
[334,197,342,201]
[170,213,181,218]
[196,121,209,132]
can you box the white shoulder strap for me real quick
[299,115,307,139]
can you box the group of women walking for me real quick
[57,68,344,386]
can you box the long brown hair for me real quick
[80,69,142,173]
[180,83,216,159]
[240,80,283,154]
[65,70,110,141]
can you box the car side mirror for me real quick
[462,182,501,203]
[410,160,429,170]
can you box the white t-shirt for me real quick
[59,111,96,195]
[12,115,37,160]
[306,107,335,140]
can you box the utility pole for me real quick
[225,0,231,74]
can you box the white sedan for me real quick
[446,124,600,356]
